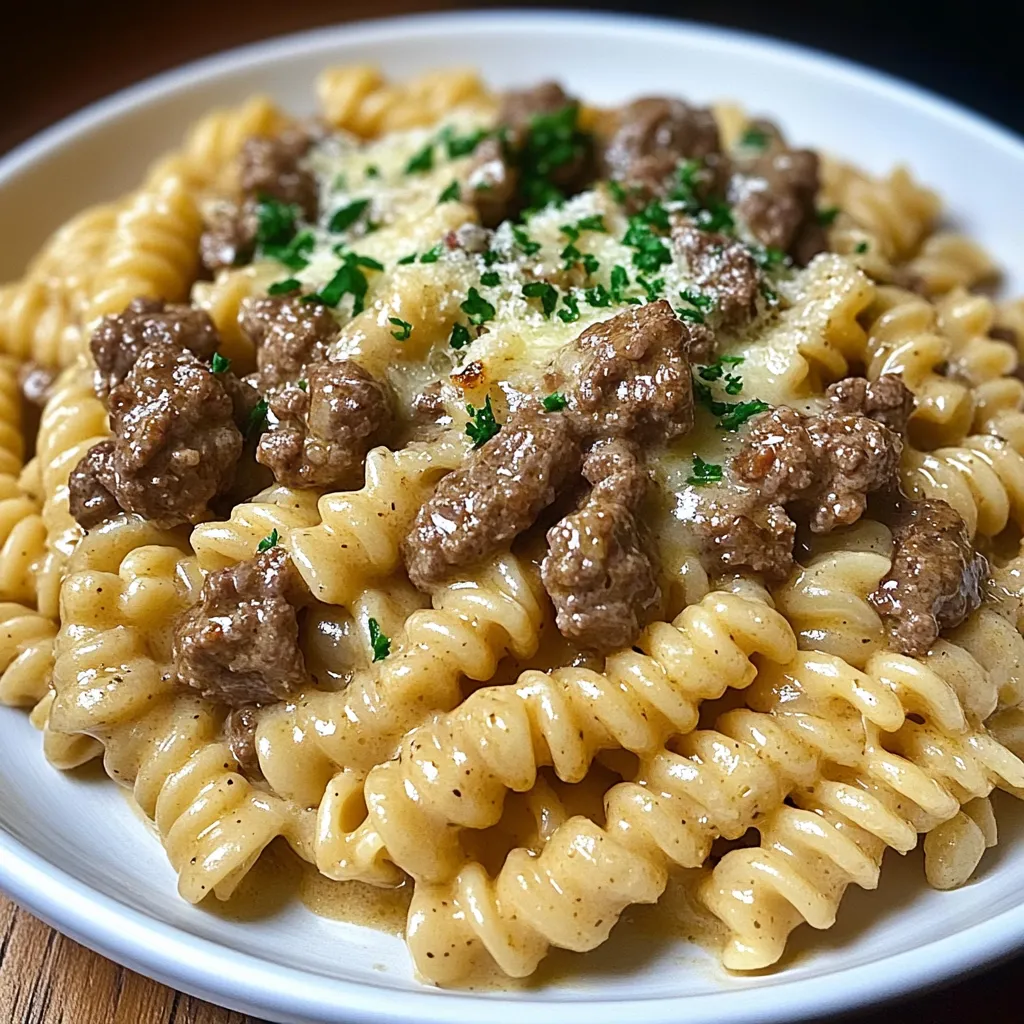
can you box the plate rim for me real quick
[2,9,1023,1024]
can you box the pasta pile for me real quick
[2,65,1024,992]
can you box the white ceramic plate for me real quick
[2,12,1024,1024]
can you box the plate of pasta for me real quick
[3,9,1024,1024]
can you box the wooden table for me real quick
[2,1,1022,1020]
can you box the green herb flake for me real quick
[439,180,461,203]
[718,399,770,430]
[482,249,501,267]
[365,164,381,179]
[405,142,435,174]
[267,277,302,296]
[636,276,665,302]
[368,617,391,662]
[724,373,744,395]
[389,316,413,341]
[576,214,607,233]
[608,180,628,204]
[542,391,568,412]
[461,287,496,326]
[751,244,789,270]
[298,379,308,391]
[560,223,581,243]
[255,196,299,249]
[257,528,279,553]
[210,352,231,374]
[328,198,371,233]
[522,281,558,316]
[696,201,735,234]
[441,126,489,159]
[557,292,581,323]
[512,226,541,256]
[816,205,841,226]
[246,398,269,439]
[740,127,769,149]
[686,455,723,486]
[855,241,869,254]
[465,394,501,448]
[582,253,600,276]
[585,283,612,307]
[518,104,593,212]
[610,265,631,304]
[419,244,444,265]
[449,323,471,350]
[397,253,417,265]
[480,270,501,287]
[623,216,671,273]
[314,252,383,313]
[561,242,583,269]
[697,355,744,381]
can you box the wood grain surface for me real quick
[1,2,1022,1021]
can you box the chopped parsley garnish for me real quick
[582,253,600,275]
[751,244,789,270]
[608,180,628,204]
[440,125,489,159]
[623,215,671,273]
[420,244,443,264]
[718,399,770,430]
[542,391,568,412]
[267,277,302,296]
[461,287,496,325]
[439,180,461,203]
[760,281,779,304]
[328,198,371,233]
[561,241,582,269]
[560,223,581,243]
[558,292,581,322]
[512,226,541,256]
[576,214,607,233]
[816,205,840,226]
[465,395,501,448]
[855,241,869,254]
[397,253,417,265]
[740,127,769,149]
[480,270,501,287]
[610,265,632,304]
[697,354,744,381]
[522,281,558,316]
[257,529,279,553]
[246,398,269,438]
[678,288,714,322]
[365,164,381,179]
[405,141,435,174]
[389,316,412,340]
[449,323,471,350]
[686,455,723,486]
[298,379,308,391]
[255,196,299,249]
[517,104,593,211]
[368,618,391,662]
[585,283,612,307]
[314,252,383,313]
[696,201,735,234]
[637,276,664,302]
[482,249,500,267]
[210,352,231,374]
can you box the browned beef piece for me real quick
[19,361,56,409]
[826,374,914,433]
[732,395,903,533]
[403,405,583,590]
[869,499,988,656]
[106,345,243,527]
[68,440,121,530]
[542,439,658,652]
[467,81,589,227]
[240,295,339,391]
[561,299,700,441]
[602,97,722,207]
[224,706,262,778]
[239,125,319,219]
[729,137,826,264]
[90,297,221,399]
[199,199,259,273]
[175,547,309,707]
[673,222,762,329]
[693,499,796,582]
[256,361,392,489]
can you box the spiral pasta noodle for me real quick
[320,591,797,889]
[258,548,547,809]
[316,65,494,137]
[905,232,1000,297]
[936,286,1017,385]
[700,650,1024,970]
[405,646,910,983]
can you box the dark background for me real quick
[0,1,1020,1021]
